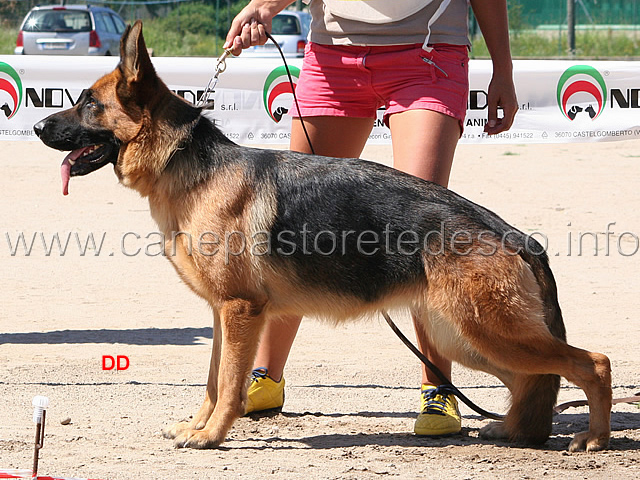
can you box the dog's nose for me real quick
[33,120,45,137]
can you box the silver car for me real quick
[244,11,311,57]
[15,5,126,56]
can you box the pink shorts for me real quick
[291,42,469,129]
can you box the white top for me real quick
[323,0,439,24]
[306,0,470,47]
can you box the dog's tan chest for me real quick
[165,233,213,301]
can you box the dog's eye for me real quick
[84,97,104,114]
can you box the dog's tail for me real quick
[505,373,559,444]
[518,237,566,342]
[505,238,565,443]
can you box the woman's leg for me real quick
[290,116,374,157]
[250,116,374,383]
[389,109,462,435]
[389,109,458,189]
[389,109,459,386]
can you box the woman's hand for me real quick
[224,0,295,55]
[485,71,519,135]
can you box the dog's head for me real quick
[34,21,197,196]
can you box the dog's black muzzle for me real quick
[34,114,119,177]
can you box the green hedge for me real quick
[511,0,640,27]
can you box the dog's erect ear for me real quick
[119,20,156,86]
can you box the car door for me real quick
[99,12,118,55]
[110,13,126,50]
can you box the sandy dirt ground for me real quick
[1,139,639,479]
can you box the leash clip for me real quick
[215,47,232,74]
[197,47,233,109]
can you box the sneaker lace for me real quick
[422,384,456,416]
[250,367,269,383]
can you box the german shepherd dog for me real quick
[34,22,612,451]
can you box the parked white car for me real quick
[15,4,126,56]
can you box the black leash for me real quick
[265,32,504,422]
[265,31,315,155]
[381,311,504,421]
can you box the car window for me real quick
[111,14,126,34]
[23,10,92,33]
[272,15,301,35]
[101,13,117,34]
[93,12,106,33]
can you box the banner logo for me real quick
[0,62,23,120]
[263,65,300,123]
[557,65,606,121]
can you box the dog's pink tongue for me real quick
[61,157,72,196]
[60,148,89,196]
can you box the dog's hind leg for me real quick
[429,252,611,450]
[479,341,611,451]
[553,347,612,452]
[173,298,267,449]
[163,308,222,440]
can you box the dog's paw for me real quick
[479,421,509,440]
[173,429,225,449]
[162,421,192,440]
[568,430,609,452]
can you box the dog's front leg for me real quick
[163,309,222,440]
[174,299,266,449]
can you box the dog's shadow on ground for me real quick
[5,330,638,451]
[258,429,482,450]
[548,411,640,451]
[0,327,213,346]
[236,410,640,451]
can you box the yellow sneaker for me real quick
[414,384,462,436]
[245,368,285,415]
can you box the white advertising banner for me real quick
[1,55,639,144]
